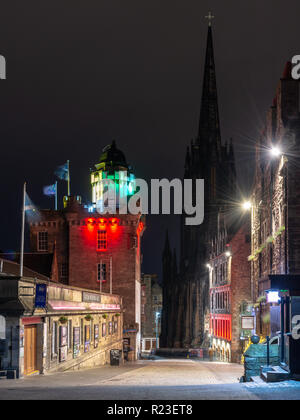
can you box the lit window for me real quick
[97,230,107,251]
[38,231,48,251]
[97,263,107,282]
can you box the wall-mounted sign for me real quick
[94,325,99,348]
[35,284,47,308]
[241,316,255,330]
[59,346,68,363]
[84,325,90,353]
[73,327,80,358]
[82,292,101,304]
[59,326,68,347]
[102,323,106,337]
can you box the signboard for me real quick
[82,292,101,304]
[102,323,106,337]
[73,327,80,358]
[84,325,90,353]
[59,346,68,362]
[94,325,99,348]
[59,326,68,347]
[241,316,255,330]
[35,284,47,308]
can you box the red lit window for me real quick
[97,230,107,251]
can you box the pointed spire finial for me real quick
[205,11,215,27]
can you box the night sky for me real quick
[0,1,300,278]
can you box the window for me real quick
[97,263,107,282]
[97,230,107,251]
[61,263,68,279]
[38,231,48,251]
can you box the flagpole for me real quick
[20,182,26,277]
[55,181,58,210]
[67,160,70,196]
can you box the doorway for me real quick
[24,325,37,375]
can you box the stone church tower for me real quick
[161,22,237,349]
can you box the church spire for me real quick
[197,18,221,160]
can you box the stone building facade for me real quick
[141,274,162,352]
[250,62,300,338]
[0,274,123,378]
[28,142,145,360]
[161,23,237,349]
[208,215,251,362]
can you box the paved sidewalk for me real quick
[0,359,299,400]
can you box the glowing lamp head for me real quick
[270,146,282,158]
[242,201,252,211]
[266,290,280,304]
[225,251,231,257]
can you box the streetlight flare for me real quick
[242,201,252,211]
[270,146,282,157]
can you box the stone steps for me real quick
[250,375,265,384]
[260,366,290,383]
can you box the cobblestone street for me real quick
[1,358,300,400]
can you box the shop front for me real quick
[0,275,123,378]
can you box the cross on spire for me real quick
[205,11,215,26]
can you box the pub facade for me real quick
[0,274,123,378]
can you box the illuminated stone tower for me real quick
[29,141,145,360]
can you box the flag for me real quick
[24,193,37,212]
[43,183,56,196]
[55,162,69,181]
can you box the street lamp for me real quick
[270,146,282,158]
[242,201,252,211]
